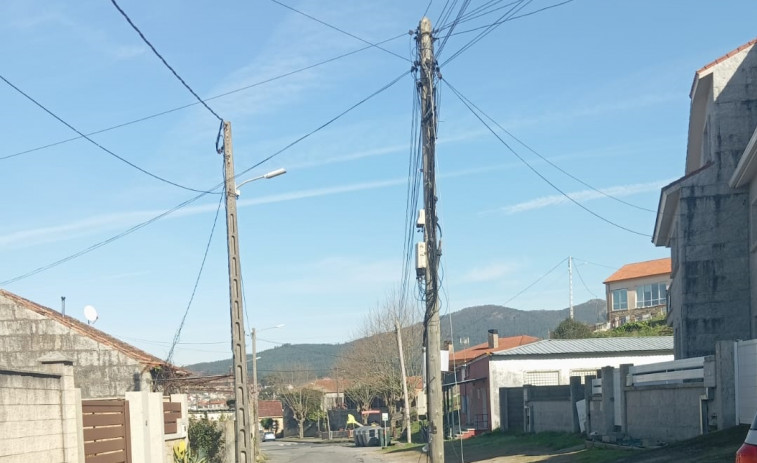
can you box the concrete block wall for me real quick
[624,384,704,442]
[0,358,84,463]
[0,296,153,398]
[529,401,573,433]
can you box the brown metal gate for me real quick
[82,398,131,463]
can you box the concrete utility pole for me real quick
[417,16,444,463]
[222,121,253,463]
[395,320,412,444]
[569,256,574,320]
[252,328,260,460]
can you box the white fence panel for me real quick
[627,357,704,386]
[737,339,757,424]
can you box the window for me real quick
[569,369,598,384]
[612,289,627,311]
[636,282,667,308]
[523,371,559,386]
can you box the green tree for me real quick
[551,318,593,339]
[260,417,274,431]
[188,415,223,463]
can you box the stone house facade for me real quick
[653,38,757,359]
[0,289,180,398]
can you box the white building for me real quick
[486,337,674,430]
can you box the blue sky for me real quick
[2,0,756,366]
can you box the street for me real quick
[261,441,416,463]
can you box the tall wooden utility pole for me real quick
[417,16,444,463]
[222,121,253,463]
[395,320,412,444]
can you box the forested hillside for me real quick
[184,299,607,377]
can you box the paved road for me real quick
[262,440,408,463]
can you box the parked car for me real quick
[736,412,757,462]
[263,432,276,442]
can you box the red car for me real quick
[736,414,757,462]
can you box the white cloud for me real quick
[2,164,514,251]
[489,179,674,215]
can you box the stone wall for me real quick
[0,358,84,463]
[668,44,757,359]
[0,296,153,398]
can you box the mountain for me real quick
[183,299,607,376]
[441,299,606,349]
[185,342,354,377]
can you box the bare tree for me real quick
[268,366,323,438]
[336,289,422,437]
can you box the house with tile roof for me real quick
[489,337,674,432]
[603,257,671,329]
[653,37,757,359]
[0,289,183,398]
[444,330,539,434]
[308,377,349,410]
[258,400,284,435]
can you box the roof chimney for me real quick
[443,340,454,354]
[488,329,499,349]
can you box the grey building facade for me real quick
[0,289,180,398]
[653,39,757,359]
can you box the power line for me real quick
[435,0,473,58]
[436,0,519,31]
[504,257,568,306]
[0,71,410,285]
[573,261,600,299]
[109,0,223,121]
[268,0,412,63]
[443,78,651,237]
[166,194,224,364]
[0,190,212,286]
[441,0,531,65]
[0,74,215,194]
[447,0,575,37]
[233,70,410,180]
[573,257,616,270]
[1,34,407,162]
[452,90,655,214]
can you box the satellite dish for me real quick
[83,305,99,325]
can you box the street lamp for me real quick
[235,168,287,197]
[251,324,284,459]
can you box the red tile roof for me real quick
[309,377,350,393]
[258,400,283,418]
[603,258,671,284]
[0,289,180,371]
[450,335,539,364]
[696,37,757,75]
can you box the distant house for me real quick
[308,377,348,410]
[603,258,671,329]
[653,38,757,358]
[0,289,183,398]
[445,330,539,434]
[489,337,674,431]
[258,400,284,435]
